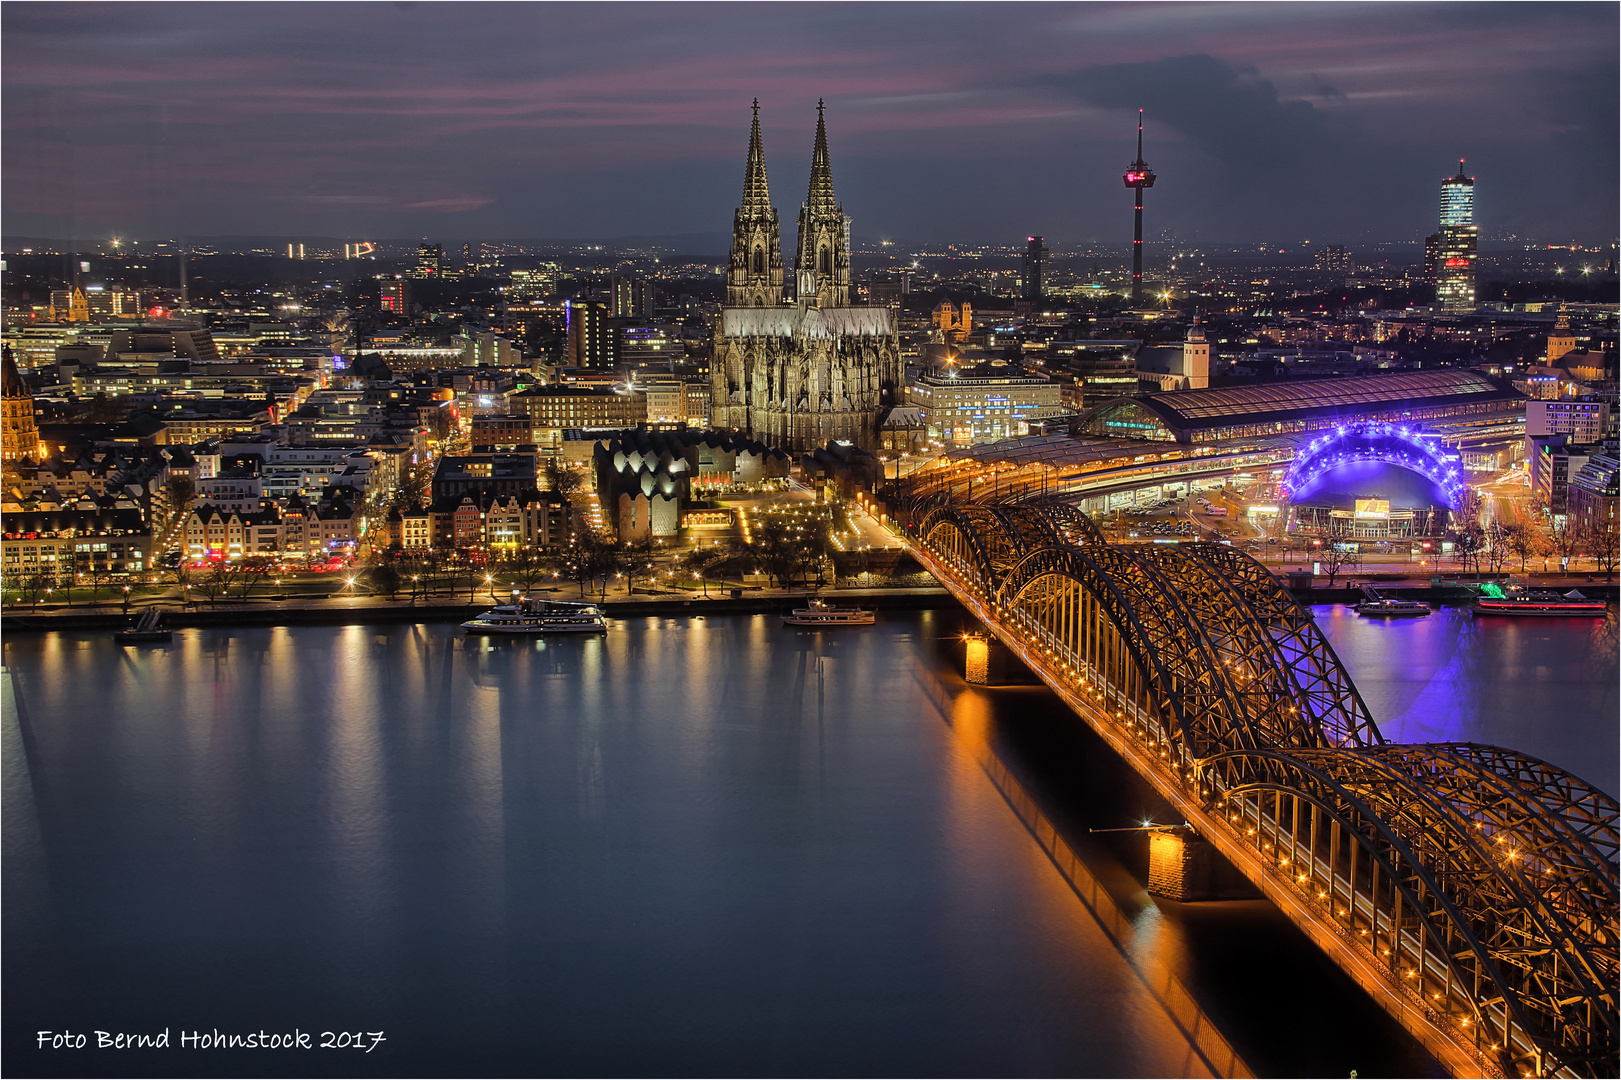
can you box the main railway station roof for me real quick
[947,434,1295,469]
[1082,369,1522,442]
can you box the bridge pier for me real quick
[1147,830,1252,901]
[961,633,1031,686]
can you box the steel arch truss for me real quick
[1183,543,1382,748]
[903,491,1619,1077]
[1207,746,1618,1078]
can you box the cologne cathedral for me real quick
[710,102,902,453]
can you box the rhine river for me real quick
[3,604,1615,1078]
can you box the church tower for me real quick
[794,101,850,308]
[726,100,784,308]
[1546,307,1576,365]
[2,348,42,464]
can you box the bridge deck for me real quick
[900,497,1618,1080]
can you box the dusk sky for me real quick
[4,2,1616,248]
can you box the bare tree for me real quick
[503,546,553,597]
[193,560,235,607]
[233,557,275,601]
[1484,520,1510,575]
[624,536,658,593]
[686,546,729,597]
[590,541,625,603]
[545,459,582,499]
[1580,519,1619,576]
[165,475,197,530]
[1449,517,1488,576]
[82,559,116,605]
[1549,517,1584,572]
[1316,525,1361,588]
[5,570,52,611]
[1504,521,1539,572]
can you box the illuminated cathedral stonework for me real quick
[710,101,902,453]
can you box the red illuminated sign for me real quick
[1444,257,1470,268]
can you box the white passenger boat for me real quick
[1353,597,1432,618]
[462,596,607,634]
[1354,586,1431,618]
[781,598,876,627]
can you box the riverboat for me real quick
[462,596,607,634]
[1471,586,1608,618]
[782,598,876,627]
[1354,597,1432,618]
[114,607,173,643]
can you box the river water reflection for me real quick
[1314,603,1618,797]
[2,606,1613,1077]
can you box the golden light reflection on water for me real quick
[4,618,1291,1075]
[941,675,1229,1078]
[327,625,388,922]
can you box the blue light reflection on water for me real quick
[1313,604,1619,797]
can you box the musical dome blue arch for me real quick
[1283,422,1465,510]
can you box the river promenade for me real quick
[1,583,957,631]
[4,569,1615,633]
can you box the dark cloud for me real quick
[2,2,1615,245]
[1056,54,1335,166]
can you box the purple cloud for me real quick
[3,2,1615,244]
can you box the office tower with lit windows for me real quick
[565,299,612,368]
[411,243,444,280]
[611,275,652,319]
[1435,161,1476,312]
[1314,245,1351,271]
[1021,236,1048,301]
[380,279,410,314]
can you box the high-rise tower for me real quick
[1021,236,1048,302]
[1122,109,1156,306]
[1435,160,1476,313]
[794,101,851,308]
[727,100,784,307]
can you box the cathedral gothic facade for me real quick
[710,102,902,453]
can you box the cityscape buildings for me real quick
[0,10,1617,1080]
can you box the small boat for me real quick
[782,598,876,627]
[463,596,607,634]
[1355,597,1432,618]
[115,607,173,643]
[1472,586,1608,618]
[1354,587,1431,618]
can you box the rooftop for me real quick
[1110,369,1521,432]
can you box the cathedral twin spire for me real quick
[742,99,772,213]
[728,100,849,309]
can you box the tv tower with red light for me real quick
[1122,109,1156,306]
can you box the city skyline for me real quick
[3,2,1616,247]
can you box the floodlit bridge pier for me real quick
[896,494,1617,1079]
